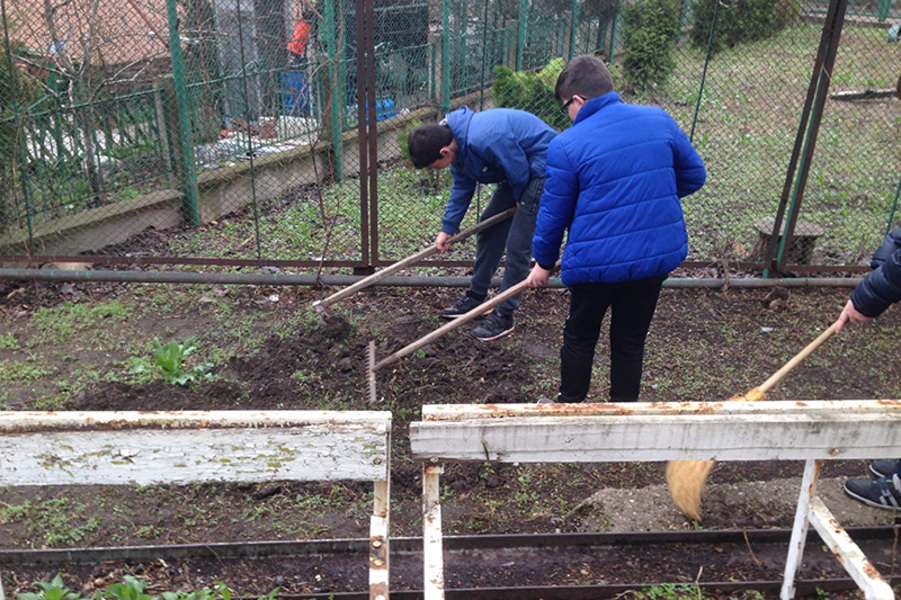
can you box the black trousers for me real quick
[559,276,665,403]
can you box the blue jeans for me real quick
[467,177,544,317]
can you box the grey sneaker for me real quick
[870,459,901,479]
[472,312,515,342]
[844,475,901,511]
[440,295,489,319]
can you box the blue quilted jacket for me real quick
[851,227,901,317]
[532,92,706,285]
[441,107,556,234]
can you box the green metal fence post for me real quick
[677,0,689,40]
[608,10,620,60]
[165,0,201,226]
[568,0,580,59]
[516,0,528,70]
[441,0,450,112]
[878,0,890,21]
[322,0,344,180]
[456,0,468,91]
[598,17,608,53]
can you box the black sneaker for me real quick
[844,475,901,511]
[440,295,489,320]
[472,312,515,342]
[870,459,901,479]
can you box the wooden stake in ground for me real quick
[368,340,378,405]
[665,322,840,522]
[312,208,516,314]
[374,261,560,371]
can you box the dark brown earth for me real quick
[1,279,899,596]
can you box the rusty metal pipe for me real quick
[0,269,862,288]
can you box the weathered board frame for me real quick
[1,410,393,600]
[409,400,901,600]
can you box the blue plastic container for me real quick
[281,71,311,115]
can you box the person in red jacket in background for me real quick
[287,14,311,66]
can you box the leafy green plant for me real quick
[493,58,569,131]
[396,117,422,162]
[690,0,799,54]
[105,576,153,600]
[583,0,621,20]
[152,339,212,385]
[129,339,213,386]
[16,574,84,600]
[621,0,679,93]
[16,575,279,600]
[633,583,706,599]
[0,333,19,350]
[1,40,41,231]
[396,117,444,192]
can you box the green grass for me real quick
[632,583,706,599]
[170,23,895,267]
[31,300,131,342]
[0,333,19,350]
[652,23,899,263]
[0,359,53,383]
[0,498,101,547]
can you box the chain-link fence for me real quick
[0,0,898,273]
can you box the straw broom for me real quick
[665,322,840,521]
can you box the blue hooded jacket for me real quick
[441,107,557,234]
[532,92,706,285]
[851,227,901,317]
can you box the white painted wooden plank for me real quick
[422,465,445,600]
[369,514,390,600]
[781,460,819,600]
[421,400,901,421]
[0,410,391,433]
[2,427,389,485]
[374,480,390,518]
[410,413,901,462]
[808,496,894,600]
[374,428,391,519]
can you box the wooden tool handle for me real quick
[312,208,516,312]
[755,322,839,396]
[374,260,560,371]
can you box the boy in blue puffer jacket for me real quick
[836,226,901,510]
[527,55,706,402]
[408,107,556,341]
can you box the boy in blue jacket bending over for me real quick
[408,107,556,341]
[527,55,706,402]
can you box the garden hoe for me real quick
[373,260,560,371]
[666,321,840,522]
[311,208,516,315]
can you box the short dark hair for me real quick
[408,123,454,169]
[555,55,614,104]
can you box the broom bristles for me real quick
[666,459,715,522]
[665,391,762,521]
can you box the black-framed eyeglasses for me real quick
[561,97,575,112]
